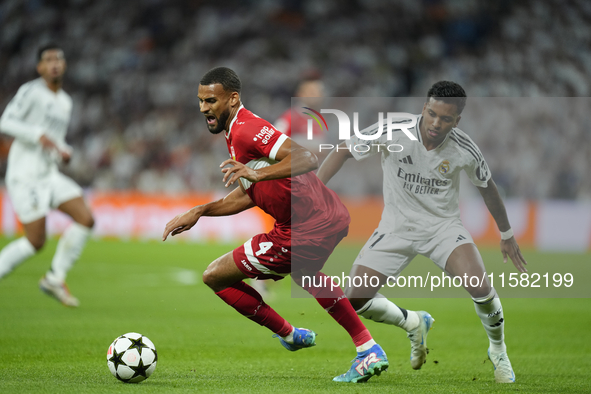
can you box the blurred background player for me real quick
[318,81,526,383]
[163,67,388,383]
[0,44,94,307]
[274,71,327,151]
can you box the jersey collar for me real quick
[226,104,245,138]
[438,130,452,149]
[38,77,62,95]
[414,115,422,143]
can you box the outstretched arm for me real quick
[220,138,318,187]
[477,178,528,272]
[0,89,45,144]
[162,185,255,240]
[316,142,353,184]
[1,94,71,162]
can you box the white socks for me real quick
[356,339,377,353]
[281,327,295,344]
[357,295,419,332]
[473,288,506,354]
[355,290,507,355]
[46,222,91,284]
[0,237,36,279]
[0,223,91,284]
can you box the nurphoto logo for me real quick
[302,108,419,153]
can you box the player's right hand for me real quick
[39,134,58,150]
[39,134,71,163]
[500,237,528,273]
[162,208,201,241]
[59,145,72,164]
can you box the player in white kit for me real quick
[317,81,527,383]
[0,44,94,307]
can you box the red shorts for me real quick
[233,227,349,280]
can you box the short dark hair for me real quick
[37,43,63,62]
[200,67,241,94]
[295,70,322,91]
[300,69,322,83]
[426,81,467,114]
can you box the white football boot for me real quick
[488,349,515,383]
[39,275,80,307]
[407,311,434,369]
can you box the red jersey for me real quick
[274,108,324,139]
[224,106,350,244]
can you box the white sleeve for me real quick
[346,120,388,161]
[0,85,44,144]
[466,151,491,187]
[269,133,288,160]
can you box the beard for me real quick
[207,109,230,135]
[47,69,64,84]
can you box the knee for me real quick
[348,297,369,312]
[202,266,225,293]
[468,285,492,299]
[466,279,492,299]
[86,216,95,229]
[344,285,376,311]
[27,235,46,251]
[80,214,95,229]
[202,267,215,290]
[343,288,365,311]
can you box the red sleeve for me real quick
[234,120,289,161]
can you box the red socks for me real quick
[215,274,373,347]
[302,272,372,347]
[215,281,292,337]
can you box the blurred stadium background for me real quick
[1,2,591,391]
[0,0,590,251]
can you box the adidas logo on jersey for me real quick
[456,235,466,242]
[399,155,413,164]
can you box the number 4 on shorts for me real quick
[255,242,273,256]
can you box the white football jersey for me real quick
[0,78,72,182]
[347,114,491,240]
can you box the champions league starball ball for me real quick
[107,332,158,383]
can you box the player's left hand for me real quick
[220,159,260,187]
[59,148,72,164]
[162,207,202,241]
[500,237,528,273]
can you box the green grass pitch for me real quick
[0,237,590,393]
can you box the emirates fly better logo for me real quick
[302,108,418,153]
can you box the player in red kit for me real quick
[274,73,326,147]
[163,67,388,383]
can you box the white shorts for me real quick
[353,221,474,277]
[6,171,83,224]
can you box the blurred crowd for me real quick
[0,0,590,199]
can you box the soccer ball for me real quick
[107,332,158,383]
